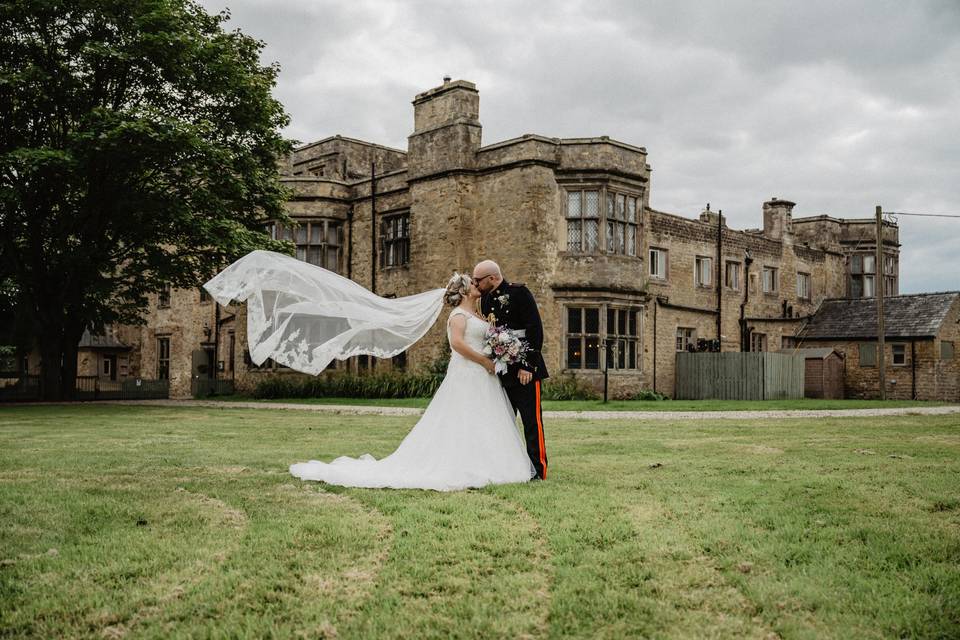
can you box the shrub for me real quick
[252,370,444,399]
[541,374,599,401]
[628,388,669,401]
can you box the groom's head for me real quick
[472,260,503,294]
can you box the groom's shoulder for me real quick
[505,281,537,302]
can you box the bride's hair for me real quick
[443,272,472,306]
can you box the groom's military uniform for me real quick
[480,280,549,479]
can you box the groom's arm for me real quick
[516,286,543,373]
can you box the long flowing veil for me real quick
[203,250,445,375]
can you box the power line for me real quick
[886,211,960,219]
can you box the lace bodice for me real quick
[447,307,489,354]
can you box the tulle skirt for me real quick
[289,355,535,491]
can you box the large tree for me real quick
[0,0,293,399]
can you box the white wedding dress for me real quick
[289,308,536,491]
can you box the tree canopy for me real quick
[0,0,293,398]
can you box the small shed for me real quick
[793,348,844,399]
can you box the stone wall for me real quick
[642,202,852,396]
[288,136,407,181]
[795,298,960,402]
[102,78,909,402]
[137,286,223,398]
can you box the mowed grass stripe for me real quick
[327,488,550,639]
[0,405,958,639]
[577,417,960,639]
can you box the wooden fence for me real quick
[0,374,41,401]
[0,375,170,401]
[674,352,805,400]
[75,376,170,400]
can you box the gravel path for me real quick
[68,399,960,421]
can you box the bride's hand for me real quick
[482,359,496,375]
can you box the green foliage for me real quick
[628,388,670,401]
[540,373,599,401]
[252,371,445,400]
[252,369,602,402]
[0,0,294,397]
[425,338,451,375]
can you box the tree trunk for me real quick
[37,315,85,402]
[38,335,64,402]
[60,334,81,401]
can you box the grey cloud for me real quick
[199,0,959,293]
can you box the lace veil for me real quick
[203,250,445,374]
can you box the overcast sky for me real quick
[200,0,959,294]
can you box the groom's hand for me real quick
[518,370,532,385]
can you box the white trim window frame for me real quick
[762,266,778,294]
[695,256,713,288]
[649,247,668,281]
[850,253,877,298]
[725,260,741,290]
[797,272,811,300]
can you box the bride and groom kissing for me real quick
[290,259,548,490]
[203,251,548,492]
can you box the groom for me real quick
[473,260,548,480]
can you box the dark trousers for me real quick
[505,379,548,479]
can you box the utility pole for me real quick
[876,205,886,400]
[715,210,723,349]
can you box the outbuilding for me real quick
[794,292,960,401]
[792,348,844,399]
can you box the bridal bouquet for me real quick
[483,325,529,375]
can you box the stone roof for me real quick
[790,347,841,359]
[797,292,960,340]
[78,328,131,350]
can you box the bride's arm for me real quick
[448,314,496,374]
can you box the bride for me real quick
[203,251,535,491]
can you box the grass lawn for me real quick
[210,395,952,413]
[1,405,958,639]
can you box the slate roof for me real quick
[797,292,959,340]
[78,328,131,350]
[790,347,841,360]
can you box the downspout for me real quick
[740,250,753,351]
[370,161,377,294]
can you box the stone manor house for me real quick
[37,78,949,400]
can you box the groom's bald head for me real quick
[472,260,503,294]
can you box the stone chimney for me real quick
[407,79,481,178]
[763,197,795,240]
[699,202,721,226]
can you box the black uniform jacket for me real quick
[480,281,549,388]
